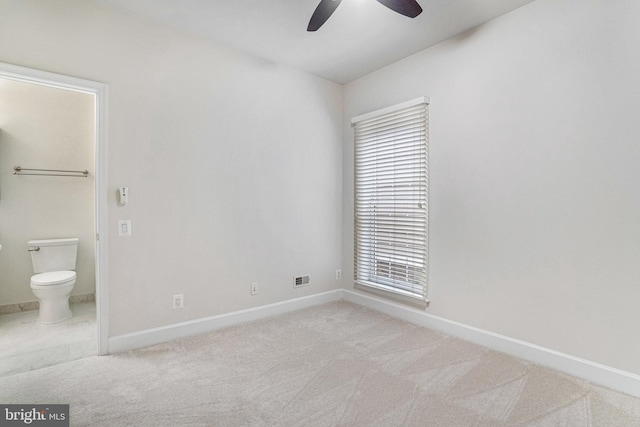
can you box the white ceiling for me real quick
[92,0,536,84]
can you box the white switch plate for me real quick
[118,220,132,236]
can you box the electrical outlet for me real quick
[250,282,258,296]
[173,294,184,309]
[336,269,342,280]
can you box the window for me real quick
[352,97,429,304]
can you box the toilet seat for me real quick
[30,270,76,286]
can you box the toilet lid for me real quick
[31,271,76,286]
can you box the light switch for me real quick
[118,187,129,205]
[118,220,132,236]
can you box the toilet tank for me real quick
[28,238,79,273]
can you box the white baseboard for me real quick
[342,289,640,398]
[108,290,343,354]
[107,287,640,398]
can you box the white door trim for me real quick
[0,61,109,355]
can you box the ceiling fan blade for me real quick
[307,0,343,32]
[375,0,423,18]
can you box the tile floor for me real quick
[0,301,97,377]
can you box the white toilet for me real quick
[28,238,79,325]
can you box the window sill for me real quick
[354,282,429,310]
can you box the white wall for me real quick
[0,0,343,336]
[0,78,96,305]
[343,0,640,375]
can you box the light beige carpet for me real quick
[1,301,639,426]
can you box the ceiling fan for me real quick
[308,0,423,31]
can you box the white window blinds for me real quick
[352,97,429,302]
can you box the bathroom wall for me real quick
[0,77,96,306]
[0,0,344,336]
[343,0,640,375]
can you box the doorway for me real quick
[0,62,107,373]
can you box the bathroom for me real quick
[0,76,97,376]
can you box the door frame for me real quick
[0,61,109,355]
